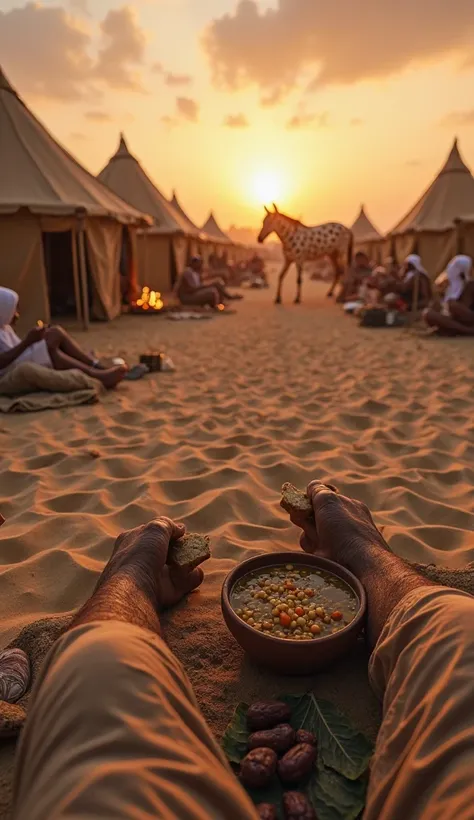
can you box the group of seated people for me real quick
[339,251,474,334]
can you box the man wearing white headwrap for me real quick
[424,256,474,336]
[380,255,432,311]
[443,256,473,303]
[0,288,127,388]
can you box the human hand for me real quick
[289,482,388,567]
[24,326,46,346]
[97,518,204,610]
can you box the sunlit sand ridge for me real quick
[1,286,474,780]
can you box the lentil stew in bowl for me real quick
[222,552,366,673]
[230,563,358,641]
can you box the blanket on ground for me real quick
[0,363,102,413]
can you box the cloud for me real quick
[260,87,285,107]
[204,0,474,96]
[0,3,147,100]
[165,72,193,87]
[176,96,199,122]
[69,0,89,14]
[0,3,92,100]
[151,62,192,86]
[84,110,112,122]
[440,109,474,126]
[94,7,146,90]
[286,111,329,130]
[224,113,249,128]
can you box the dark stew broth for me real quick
[231,563,358,640]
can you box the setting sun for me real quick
[252,169,285,206]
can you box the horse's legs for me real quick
[275,259,291,304]
[326,261,339,297]
[328,252,345,301]
[294,264,303,304]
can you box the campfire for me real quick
[133,286,164,313]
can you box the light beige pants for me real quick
[12,587,474,820]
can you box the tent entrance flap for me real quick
[43,230,79,318]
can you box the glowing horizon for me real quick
[2,0,474,234]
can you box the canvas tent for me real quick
[202,211,236,263]
[351,205,383,262]
[202,212,232,245]
[0,68,149,331]
[389,139,474,276]
[169,191,212,261]
[98,136,192,293]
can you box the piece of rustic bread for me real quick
[280,482,314,518]
[168,533,211,571]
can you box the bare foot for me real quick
[96,365,127,389]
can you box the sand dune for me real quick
[1,284,474,816]
[1,283,474,721]
[2,285,474,648]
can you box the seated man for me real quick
[0,287,126,389]
[338,252,372,303]
[11,486,474,820]
[385,254,432,311]
[424,255,474,336]
[177,256,242,308]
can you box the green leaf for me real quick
[307,762,367,820]
[222,702,250,765]
[281,694,373,780]
[246,781,285,820]
[222,695,373,820]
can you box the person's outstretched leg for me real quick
[48,347,126,388]
[291,483,474,820]
[423,308,474,336]
[185,287,220,307]
[12,623,257,820]
[45,326,97,366]
[208,279,242,301]
[12,518,257,820]
[366,587,474,820]
[449,302,474,326]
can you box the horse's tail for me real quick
[347,230,354,267]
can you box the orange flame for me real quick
[133,286,164,312]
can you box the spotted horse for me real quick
[257,205,353,304]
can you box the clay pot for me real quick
[221,553,366,675]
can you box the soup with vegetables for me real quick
[231,564,358,640]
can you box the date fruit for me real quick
[257,804,278,820]
[278,744,317,785]
[295,729,317,747]
[240,747,278,788]
[283,791,317,820]
[249,724,296,754]
[247,701,291,731]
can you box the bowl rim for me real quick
[221,551,367,647]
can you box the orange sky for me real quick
[1,0,474,235]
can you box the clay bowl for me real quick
[221,552,366,675]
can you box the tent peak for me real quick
[115,132,133,158]
[0,66,17,95]
[441,137,470,175]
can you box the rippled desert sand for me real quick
[1,284,474,741]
